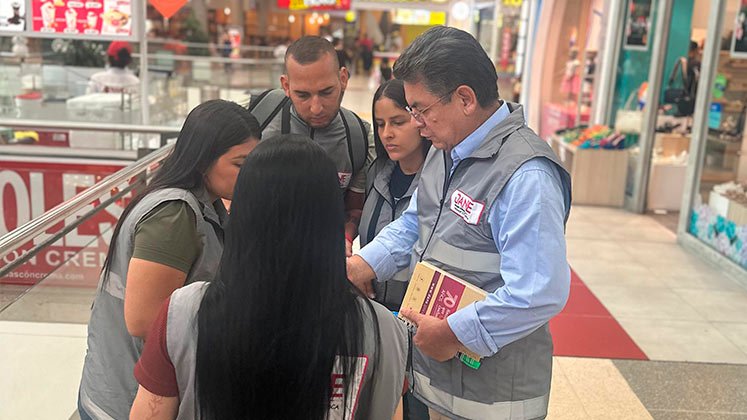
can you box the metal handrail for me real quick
[135,52,283,66]
[146,38,277,53]
[0,143,174,261]
[0,118,180,134]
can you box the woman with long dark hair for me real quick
[78,100,261,420]
[130,134,409,420]
[359,79,431,310]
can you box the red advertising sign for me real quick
[277,0,350,11]
[32,0,132,36]
[0,157,131,287]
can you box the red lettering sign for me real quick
[1,157,131,286]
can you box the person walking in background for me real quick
[358,33,374,74]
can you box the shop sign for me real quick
[392,9,446,26]
[31,0,132,36]
[0,158,130,286]
[277,0,350,11]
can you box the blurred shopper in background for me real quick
[88,41,140,94]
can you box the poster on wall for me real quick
[732,0,747,58]
[0,0,25,31]
[624,0,651,51]
[31,0,131,36]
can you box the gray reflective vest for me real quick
[79,187,226,420]
[359,159,421,309]
[248,89,369,190]
[165,282,409,420]
[410,103,571,420]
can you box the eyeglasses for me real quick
[405,90,454,123]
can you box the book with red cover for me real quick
[398,261,488,366]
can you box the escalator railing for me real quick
[0,142,174,320]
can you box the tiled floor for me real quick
[2,77,747,419]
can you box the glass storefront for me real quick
[687,0,747,271]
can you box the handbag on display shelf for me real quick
[663,57,695,117]
[615,90,643,134]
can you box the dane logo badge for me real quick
[338,172,352,189]
[450,189,485,225]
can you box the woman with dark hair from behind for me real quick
[130,134,409,420]
[78,100,261,420]
[88,41,140,93]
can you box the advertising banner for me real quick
[31,0,132,36]
[0,158,131,286]
[277,0,350,11]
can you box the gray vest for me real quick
[166,282,409,420]
[248,89,369,190]
[410,103,571,420]
[79,187,226,420]
[359,159,421,308]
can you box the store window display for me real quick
[689,0,747,269]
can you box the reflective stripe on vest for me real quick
[414,371,549,420]
[416,233,502,275]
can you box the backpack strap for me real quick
[247,89,290,132]
[281,99,292,135]
[339,108,369,179]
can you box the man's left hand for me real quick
[400,308,463,362]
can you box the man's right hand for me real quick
[346,255,376,299]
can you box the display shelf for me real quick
[550,135,629,207]
[647,162,687,211]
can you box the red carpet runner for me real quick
[549,269,648,360]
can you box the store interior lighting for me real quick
[451,1,469,21]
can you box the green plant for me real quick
[183,11,210,56]
[47,39,106,67]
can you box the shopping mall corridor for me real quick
[2,76,747,420]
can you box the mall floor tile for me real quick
[0,321,87,420]
[614,360,747,418]
[712,323,747,355]
[672,289,747,322]
[613,318,747,364]
[585,285,705,321]
[556,357,653,419]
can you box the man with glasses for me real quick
[347,26,572,420]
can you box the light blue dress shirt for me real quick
[358,103,571,358]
